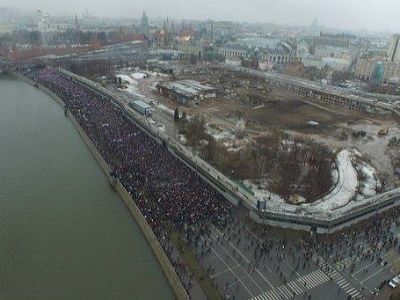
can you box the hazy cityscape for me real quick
[1,1,400,299]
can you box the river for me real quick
[0,75,173,299]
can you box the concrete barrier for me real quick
[16,73,189,300]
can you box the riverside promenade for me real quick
[17,68,400,300]
[15,72,190,300]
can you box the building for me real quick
[355,58,400,84]
[313,32,355,49]
[36,9,48,34]
[153,19,174,49]
[206,21,240,42]
[156,80,216,104]
[259,47,292,64]
[74,15,80,32]
[140,11,149,37]
[0,21,14,33]
[314,45,350,59]
[219,38,294,65]
[177,43,203,56]
[225,57,242,67]
[387,34,400,62]
[218,44,248,59]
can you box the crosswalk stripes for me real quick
[250,269,331,300]
[312,254,364,299]
[287,281,303,295]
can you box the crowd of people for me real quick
[27,67,400,299]
[28,67,230,229]
[28,67,232,296]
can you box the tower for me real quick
[140,11,149,37]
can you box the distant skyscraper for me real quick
[74,15,80,32]
[36,9,49,44]
[311,18,319,28]
[387,34,400,62]
[36,9,48,33]
[140,11,149,37]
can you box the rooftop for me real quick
[158,80,216,98]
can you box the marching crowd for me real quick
[27,67,400,299]
[28,67,232,296]
[28,67,230,230]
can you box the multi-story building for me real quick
[140,11,149,37]
[387,34,400,62]
[206,21,240,42]
[218,38,294,65]
[354,34,400,85]
[218,44,248,59]
[355,58,400,84]
[0,21,14,33]
[313,32,355,49]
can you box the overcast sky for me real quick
[1,0,399,32]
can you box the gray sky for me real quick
[1,0,399,32]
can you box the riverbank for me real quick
[14,73,189,300]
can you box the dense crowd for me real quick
[28,67,232,295]
[27,67,400,299]
[28,67,230,231]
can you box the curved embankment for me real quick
[15,73,189,300]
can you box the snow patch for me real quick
[116,74,136,84]
[358,163,380,197]
[131,72,146,80]
[305,150,358,210]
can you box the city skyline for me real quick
[1,0,399,33]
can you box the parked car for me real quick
[389,275,400,288]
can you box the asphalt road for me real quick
[191,215,400,300]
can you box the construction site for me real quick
[115,63,400,215]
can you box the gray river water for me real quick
[0,75,173,299]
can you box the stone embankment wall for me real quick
[15,73,189,300]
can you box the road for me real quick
[187,211,400,300]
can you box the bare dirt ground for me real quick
[137,71,400,194]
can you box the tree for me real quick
[331,71,352,85]
[181,111,187,123]
[185,115,207,147]
[189,54,198,65]
[174,107,180,122]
